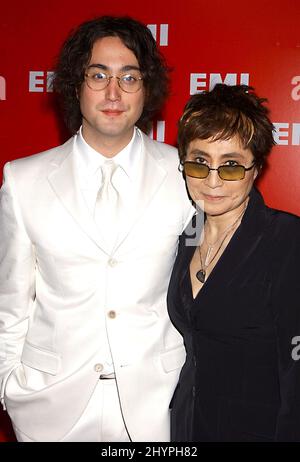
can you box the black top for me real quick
[167,187,300,442]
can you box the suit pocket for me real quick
[21,341,61,375]
[160,345,186,373]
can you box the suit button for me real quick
[108,310,117,319]
[108,258,118,267]
[94,363,104,373]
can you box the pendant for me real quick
[196,269,206,283]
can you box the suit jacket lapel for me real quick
[113,132,167,252]
[47,137,109,254]
[47,134,168,255]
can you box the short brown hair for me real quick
[178,84,275,168]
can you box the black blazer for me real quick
[167,187,300,442]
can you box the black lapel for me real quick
[198,187,268,294]
[173,187,269,304]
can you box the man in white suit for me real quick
[0,16,193,442]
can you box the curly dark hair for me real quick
[178,84,276,169]
[53,16,170,134]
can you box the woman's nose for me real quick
[203,169,223,188]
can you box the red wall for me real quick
[0,0,299,441]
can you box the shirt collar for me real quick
[75,126,141,181]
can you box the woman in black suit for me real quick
[168,84,300,442]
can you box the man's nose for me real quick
[105,77,121,101]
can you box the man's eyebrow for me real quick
[121,65,141,72]
[87,64,108,70]
[87,64,141,72]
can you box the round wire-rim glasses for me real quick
[84,67,143,94]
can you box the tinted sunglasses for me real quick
[183,161,256,181]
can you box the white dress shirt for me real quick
[73,127,142,376]
[74,126,142,217]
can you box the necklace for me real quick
[196,206,247,284]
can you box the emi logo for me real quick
[147,24,169,46]
[29,71,54,92]
[0,76,6,100]
[149,121,165,142]
[190,73,250,94]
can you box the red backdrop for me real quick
[0,0,299,442]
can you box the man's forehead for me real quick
[89,36,139,66]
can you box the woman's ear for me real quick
[253,164,262,180]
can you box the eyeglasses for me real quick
[84,68,143,93]
[183,161,256,181]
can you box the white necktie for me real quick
[94,160,120,249]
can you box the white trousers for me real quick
[13,378,131,442]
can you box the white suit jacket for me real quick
[0,131,194,442]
